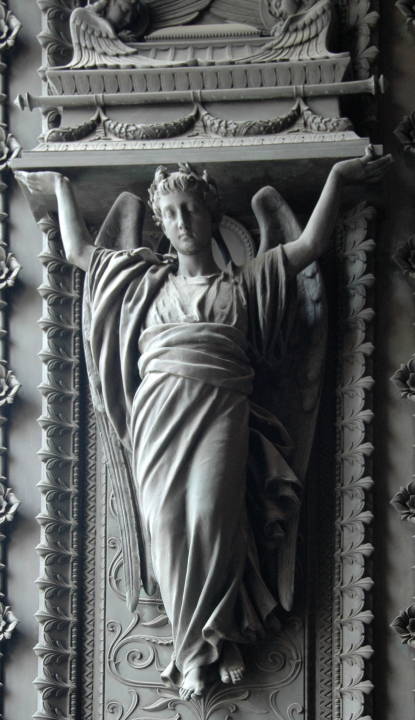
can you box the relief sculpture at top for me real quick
[15,147,391,699]
[64,0,337,69]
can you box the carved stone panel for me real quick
[30,199,377,720]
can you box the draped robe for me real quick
[86,245,301,683]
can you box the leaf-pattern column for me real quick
[0,2,22,719]
[390,235,415,686]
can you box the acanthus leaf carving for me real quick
[0,361,20,406]
[335,202,376,720]
[33,212,81,720]
[344,0,379,80]
[0,245,20,288]
[0,125,21,169]
[0,599,18,641]
[0,482,20,524]
[0,1,21,51]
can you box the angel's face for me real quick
[106,0,136,27]
[158,190,213,257]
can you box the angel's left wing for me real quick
[68,6,139,68]
[147,0,213,32]
[237,0,337,63]
[251,186,328,611]
[82,192,157,613]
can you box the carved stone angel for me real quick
[15,147,391,700]
[65,0,341,69]
[67,0,214,68]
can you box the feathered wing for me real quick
[82,193,157,613]
[68,7,139,68]
[67,6,190,68]
[251,186,327,611]
[236,0,336,63]
[147,0,214,32]
[206,0,268,30]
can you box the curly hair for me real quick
[148,163,222,228]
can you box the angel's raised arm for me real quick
[282,146,393,277]
[14,171,94,272]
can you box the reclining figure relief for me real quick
[62,0,339,68]
[16,148,391,700]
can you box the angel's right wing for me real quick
[251,186,328,611]
[68,7,138,68]
[235,0,337,63]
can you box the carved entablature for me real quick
[27,0,380,152]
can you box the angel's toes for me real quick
[230,668,244,684]
[220,668,231,684]
[179,687,193,701]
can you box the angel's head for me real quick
[148,164,222,257]
[97,0,140,28]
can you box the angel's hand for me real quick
[14,170,65,196]
[118,29,137,42]
[332,145,394,185]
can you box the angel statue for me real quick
[65,0,215,68]
[65,0,340,69]
[15,147,391,700]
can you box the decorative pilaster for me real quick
[0,3,22,719]
[335,203,376,720]
[33,214,81,720]
[390,235,415,697]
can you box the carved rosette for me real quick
[394,113,415,157]
[393,235,415,279]
[390,605,415,648]
[395,1,415,30]
[390,482,415,523]
[335,203,376,720]
[33,213,81,720]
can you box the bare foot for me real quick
[219,643,245,685]
[179,667,206,700]
[161,657,178,687]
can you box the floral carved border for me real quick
[33,214,81,720]
[0,3,22,719]
[389,236,415,682]
[334,202,376,720]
